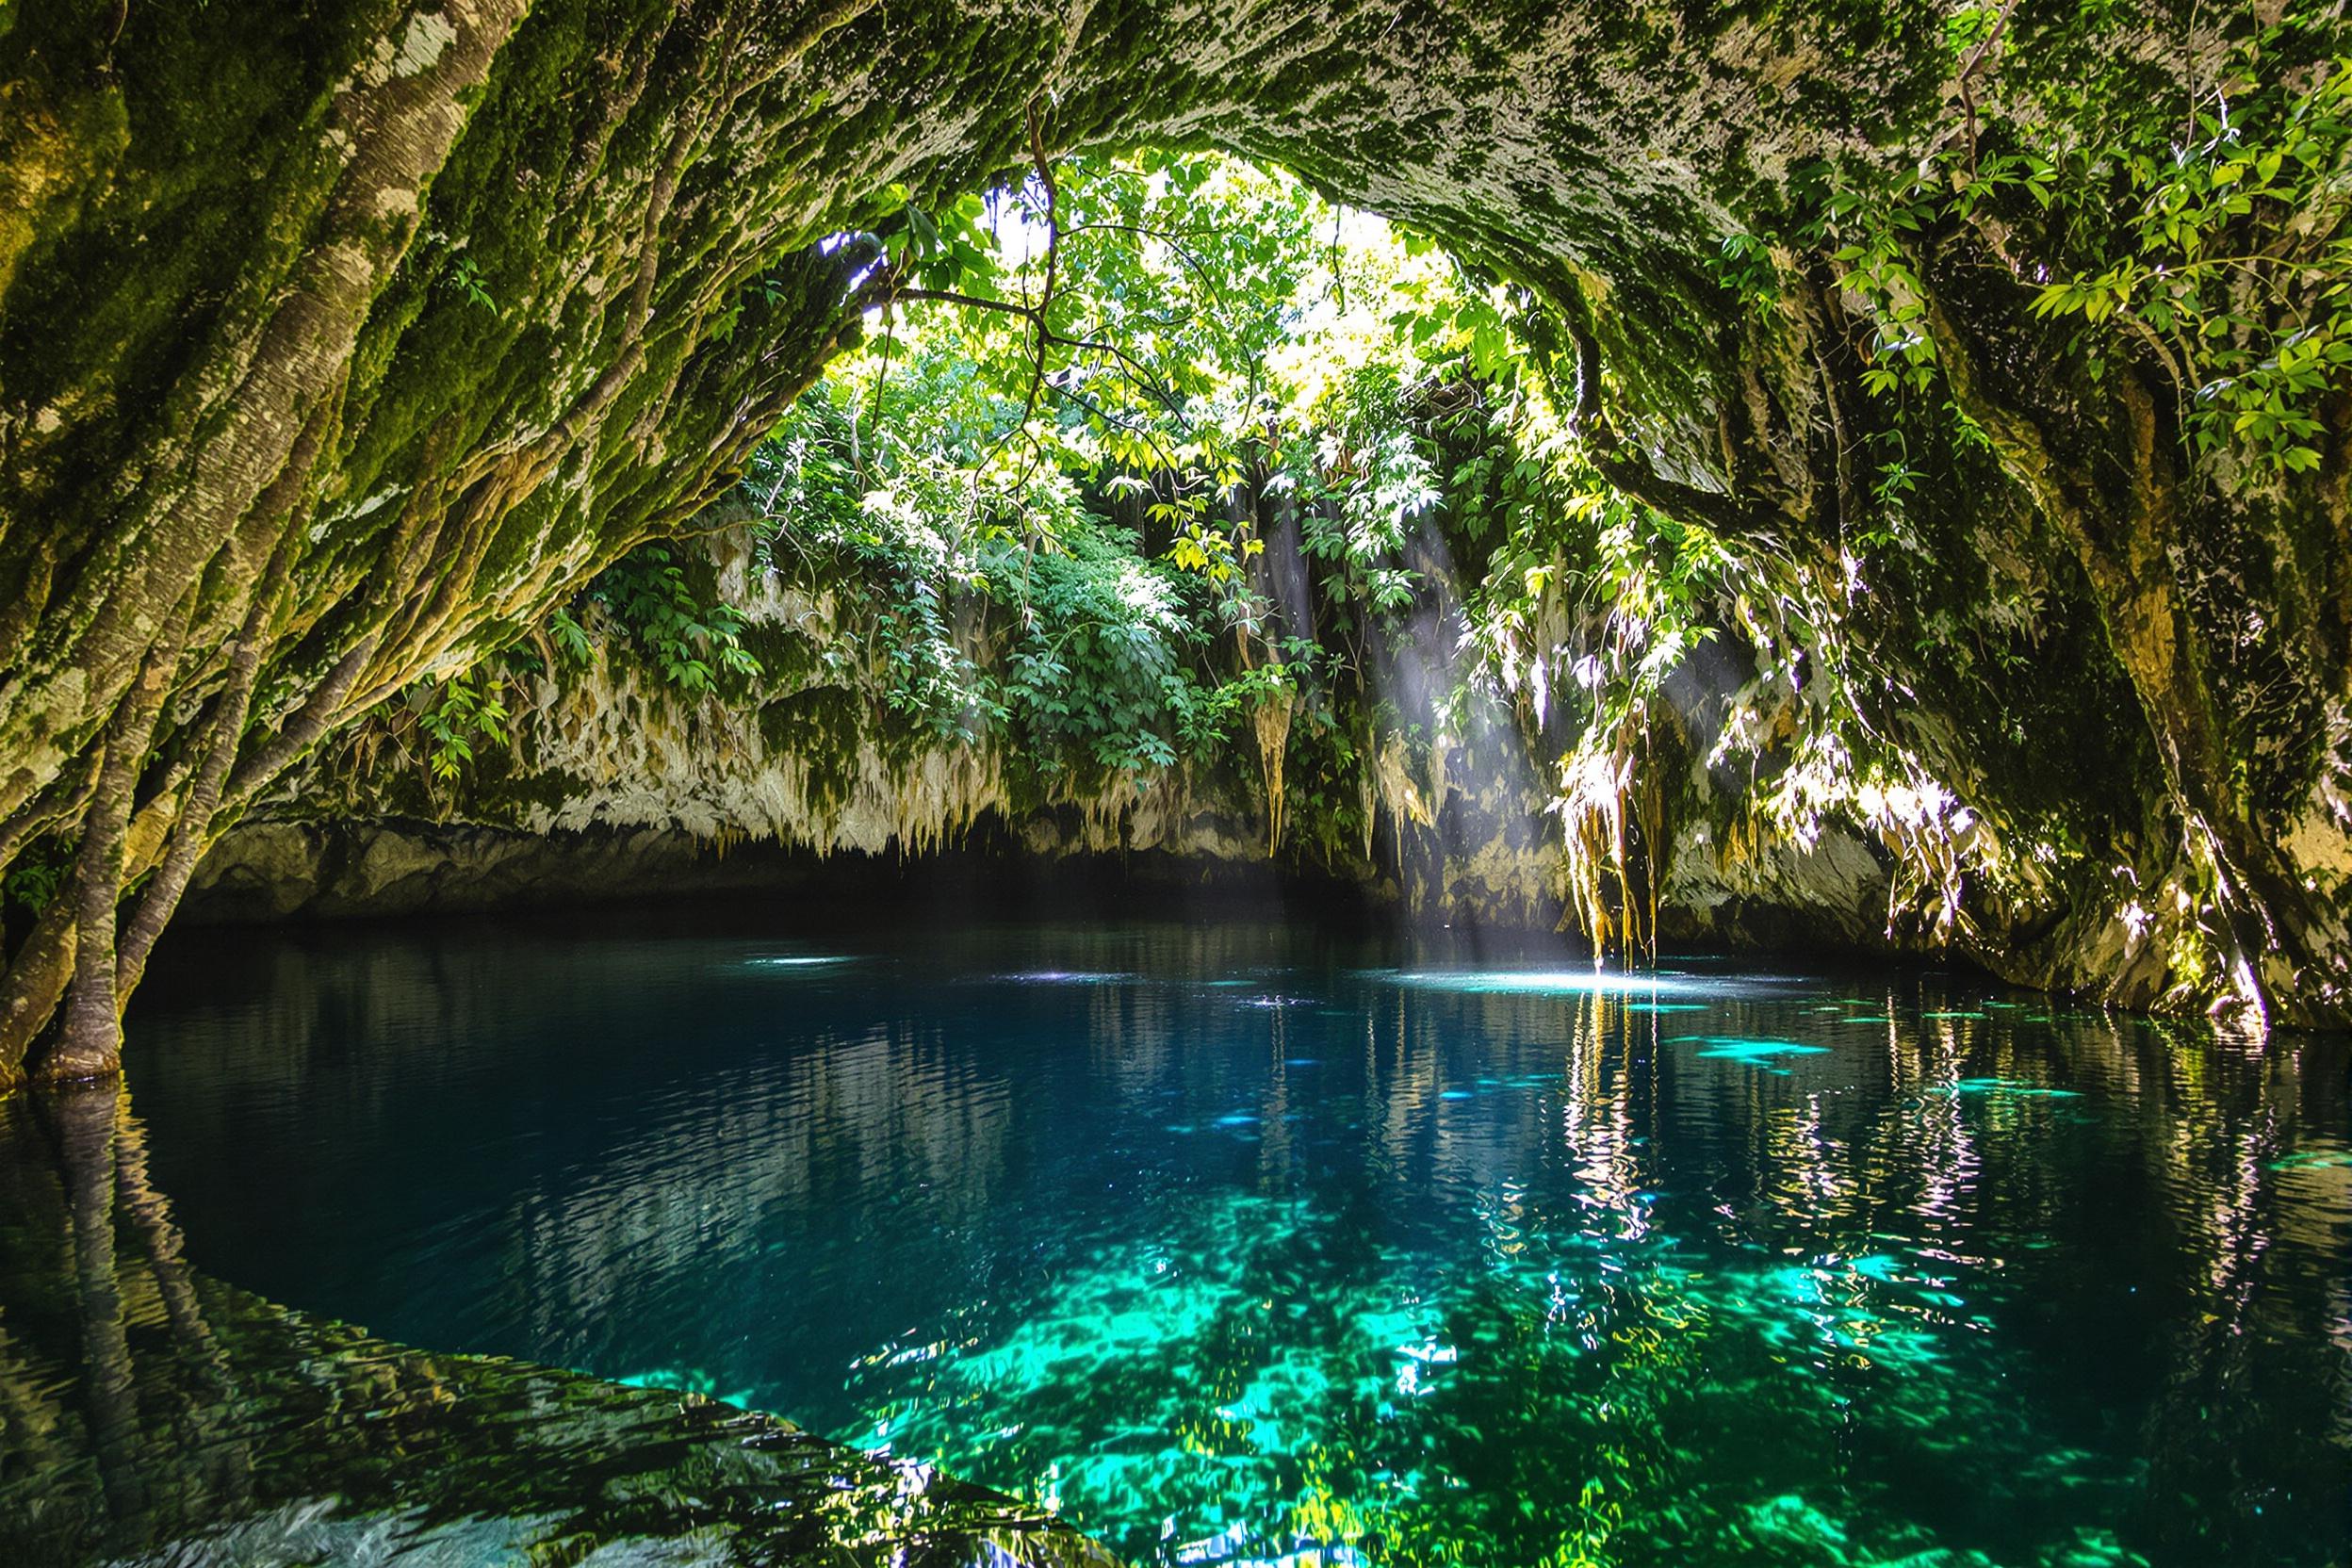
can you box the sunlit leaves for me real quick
[589,545,762,696]
[723,149,1734,837]
[416,671,510,782]
[880,185,1004,297]
[2021,54,2352,472]
[1819,28,2352,482]
[1826,177,1943,401]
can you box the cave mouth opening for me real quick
[522,142,1756,957]
[184,140,2058,1000]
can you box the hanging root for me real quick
[1253,679,1294,857]
[1550,710,1664,966]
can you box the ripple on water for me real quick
[991,970,1143,986]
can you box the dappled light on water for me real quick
[1366,967,1690,996]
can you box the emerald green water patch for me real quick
[1927,1078,2086,1100]
[1672,1036,1835,1072]
[2263,1149,2352,1172]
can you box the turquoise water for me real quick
[0,1078,1111,1566]
[123,914,2352,1566]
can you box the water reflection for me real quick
[0,1086,1116,1565]
[110,919,2352,1566]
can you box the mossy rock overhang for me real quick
[0,1,2345,1030]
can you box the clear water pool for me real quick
[122,913,2352,1566]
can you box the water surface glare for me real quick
[126,917,2352,1567]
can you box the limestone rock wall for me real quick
[192,531,1903,956]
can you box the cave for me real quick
[0,3,2348,1564]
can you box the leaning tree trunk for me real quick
[42,607,188,1082]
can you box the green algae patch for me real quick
[1927,1078,2084,1100]
[2264,1149,2352,1172]
[1671,1036,1833,1072]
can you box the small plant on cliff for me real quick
[416,672,511,783]
[587,546,762,696]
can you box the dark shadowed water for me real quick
[97,913,2352,1565]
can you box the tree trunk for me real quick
[41,619,185,1084]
